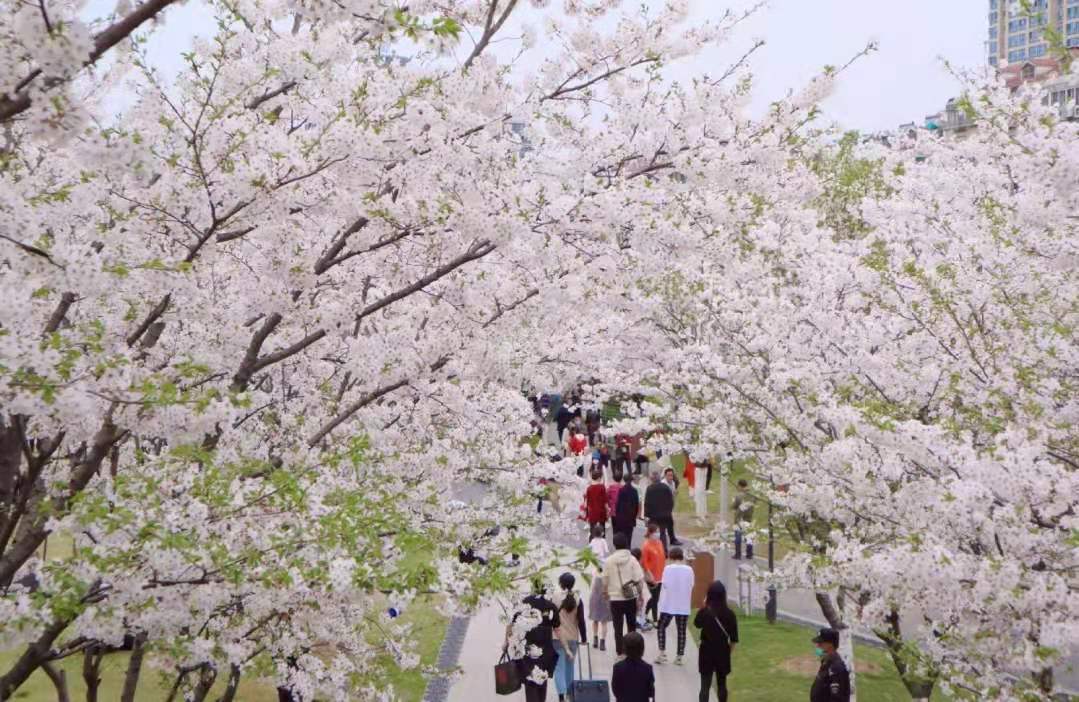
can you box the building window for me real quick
[989,0,997,8]
[1009,34,1027,47]
[1070,6,1079,18]
[1068,21,1079,33]
[1028,44,1047,58]
[1008,18,1027,32]
[1009,48,1028,61]
[1071,37,1079,47]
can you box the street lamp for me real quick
[765,474,781,624]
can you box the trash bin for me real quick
[689,550,715,609]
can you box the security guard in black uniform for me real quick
[810,628,851,702]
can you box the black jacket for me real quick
[515,594,560,681]
[643,482,674,520]
[810,653,851,702]
[694,606,739,675]
[611,657,655,702]
[614,484,639,528]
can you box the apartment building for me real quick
[987,0,1079,66]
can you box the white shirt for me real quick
[589,537,610,562]
[657,563,694,615]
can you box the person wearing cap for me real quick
[810,627,851,702]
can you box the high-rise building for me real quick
[987,0,1079,66]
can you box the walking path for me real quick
[447,599,703,702]
[441,481,1079,698]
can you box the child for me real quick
[587,523,611,650]
[611,631,655,702]
[588,572,611,652]
[654,546,693,665]
[588,522,610,562]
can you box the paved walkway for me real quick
[442,481,1079,697]
[447,599,704,702]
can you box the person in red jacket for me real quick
[584,469,608,535]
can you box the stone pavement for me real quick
[446,600,705,702]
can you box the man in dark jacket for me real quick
[643,471,677,552]
[810,628,851,702]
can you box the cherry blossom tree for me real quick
[0,0,769,698]
[587,73,1078,700]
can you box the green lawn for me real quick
[668,456,798,560]
[694,611,949,701]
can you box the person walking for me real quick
[607,465,624,535]
[588,578,611,653]
[505,578,560,702]
[568,426,590,477]
[584,469,608,536]
[694,580,738,702]
[810,628,851,702]
[662,466,679,493]
[611,631,655,702]
[643,470,677,552]
[553,572,588,702]
[732,479,755,559]
[604,532,647,659]
[613,471,640,548]
[654,546,693,665]
[640,522,666,626]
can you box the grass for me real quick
[693,611,950,701]
[668,456,798,560]
[4,531,448,702]
[0,604,447,702]
[0,648,280,701]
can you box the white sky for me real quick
[129,0,988,132]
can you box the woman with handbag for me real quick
[693,580,739,702]
[504,578,560,702]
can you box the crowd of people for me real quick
[496,393,852,701]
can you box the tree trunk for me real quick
[877,608,937,701]
[41,661,71,702]
[0,617,71,699]
[190,664,217,702]
[215,665,242,702]
[82,646,103,702]
[815,591,856,702]
[120,633,147,702]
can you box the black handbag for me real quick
[494,651,521,695]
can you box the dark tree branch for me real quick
[126,294,171,347]
[463,0,519,70]
[246,81,298,110]
[231,313,283,392]
[43,292,76,335]
[0,0,182,122]
[307,378,410,447]
[353,239,496,333]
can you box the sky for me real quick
[125,0,989,133]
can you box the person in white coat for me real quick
[654,546,694,665]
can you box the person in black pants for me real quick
[612,472,640,548]
[643,471,677,552]
[604,532,647,657]
[694,580,739,702]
